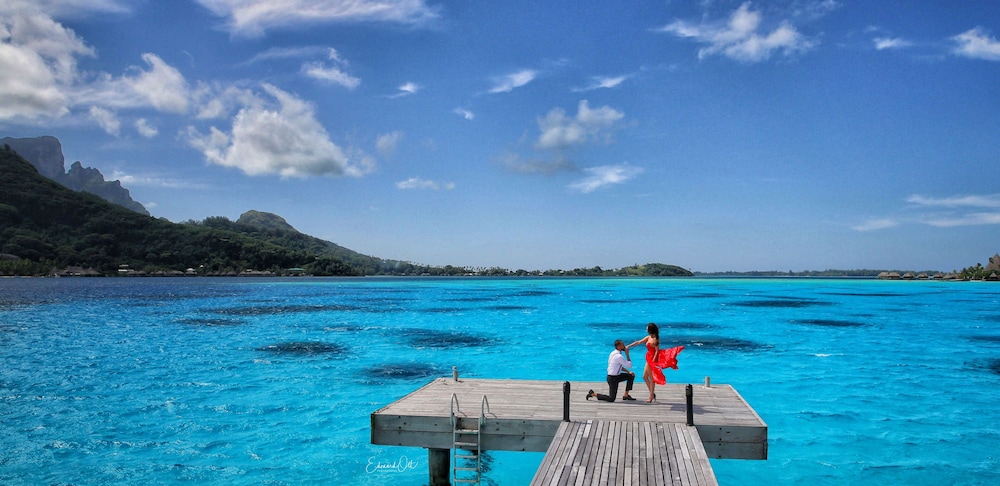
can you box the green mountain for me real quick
[0,145,358,276]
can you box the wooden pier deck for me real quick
[531,420,718,485]
[371,378,767,459]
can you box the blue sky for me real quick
[1,1,998,272]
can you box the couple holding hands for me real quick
[586,322,684,404]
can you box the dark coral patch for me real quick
[672,336,769,352]
[509,290,555,297]
[791,319,868,328]
[255,341,347,355]
[483,305,534,312]
[968,358,1000,375]
[323,324,372,333]
[684,292,726,299]
[364,362,444,380]
[968,335,1000,344]
[422,307,472,314]
[402,328,497,348]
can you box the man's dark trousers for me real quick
[594,373,634,402]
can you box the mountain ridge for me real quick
[2,136,149,215]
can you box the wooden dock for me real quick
[531,420,717,485]
[370,378,766,484]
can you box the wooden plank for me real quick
[650,422,665,486]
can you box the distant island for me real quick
[1,136,995,280]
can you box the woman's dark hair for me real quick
[646,322,659,339]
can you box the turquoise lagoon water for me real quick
[1,277,999,485]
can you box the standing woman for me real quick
[627,322,661,403]
[628,323,684,403]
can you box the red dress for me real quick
[646,341,684,386]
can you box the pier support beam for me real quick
[428,448,450,486]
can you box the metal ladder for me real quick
[450,393,490,485]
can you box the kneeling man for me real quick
[587,339,636,402]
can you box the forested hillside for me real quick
[0,146,357,276]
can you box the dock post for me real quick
[452,366,458,381]
[685,384,694,426]
[562,381,570,422]
[428,448,449,486]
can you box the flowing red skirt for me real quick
[648,345,684,386]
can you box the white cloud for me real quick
[243,45,329,65]
[453,108,474,120]
[376,131,402,156]
[303,62,360,88]
[852,218,899,232]
[124,53,190,113]
[396,177,454,190]
[135,118,158,138]
[76,53,191,114]
[111,170,211,190]
[192,84,256,119]
[873,37,912,50]
[5,0,129,17]
[952,27,1000,61]
[856,194,1000,231]
[88,105,120,135]
[568,164,643,193]
[394,81,419,97]
[907,194,1000,209]
[923,212,1000,227]
[535,100,624,150]
[194,0,440,37]
[488,69,537,93]
[574,75,629,92]
[185,84,373,178]
[0,6,94,120]
[657,2,815,63]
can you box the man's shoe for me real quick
[586,389,594,400]
[623,395,636,401]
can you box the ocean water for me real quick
[1,277,998,485]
